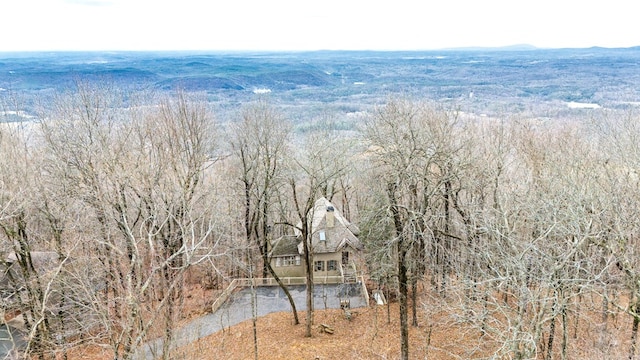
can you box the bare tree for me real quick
[589,110,640,360]
[279,127,350,337]
[40,84,219,359]
[229,100,300,325]
[0,121,53,358]
[361,99,462,360]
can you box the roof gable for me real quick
[296,197,363,254]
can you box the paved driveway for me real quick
[137,283,367,359]
[0,325,24,360]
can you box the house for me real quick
[269,197,363,283]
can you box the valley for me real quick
[2,47,640,124]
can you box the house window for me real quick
[327,260,338,271]
[319,231,326,242]
[279,256,301,267]
[314,260,325,272]
[342,251,349,265]
[282,256,294,266]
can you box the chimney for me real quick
[326,206,335,228]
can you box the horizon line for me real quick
[1,44,640,54]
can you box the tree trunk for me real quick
[266,261,300,325]
[304,258,314,337]
[600,288,609,347]
[546,313,556,360]
[386,283,391,325]
[388,182,409,360]
[398,242,409,360]
[561,302,568,360]
[255,193,299,324]
[411,277,418,327]
[249,255,259,360]
[302,222,314,337]
[630,304,639,360]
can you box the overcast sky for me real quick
[1,0,637,52]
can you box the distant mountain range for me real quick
[442,44,541,51]
[1,47,640,122]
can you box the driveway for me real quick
[0,325,24,360]
[136,283,367,359]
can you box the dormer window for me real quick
[319,231,326,242]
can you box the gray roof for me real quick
[5,251,60,271]
[1,251,61,294]
[296,197,363,255]
[270,235,300,257]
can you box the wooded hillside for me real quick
[1,86,639,359]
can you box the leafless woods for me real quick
[2,87,640,359]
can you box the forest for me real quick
[1,80,640,360]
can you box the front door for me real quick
[341,251,349,266]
